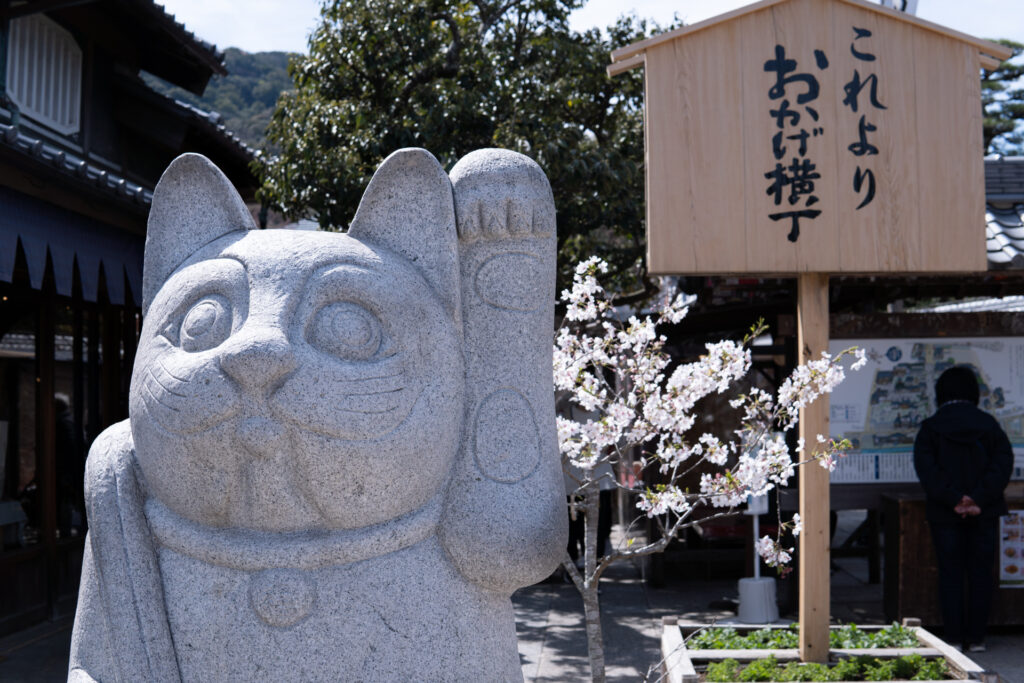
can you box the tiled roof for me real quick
[113,72,256,169]
[0,121,153,208]
[985,156,1024,201]
[917,295,1024,313]
[986,203,1024,268]
[170,98,255,160]
[135,0,227,76]
[985,157,1024,270]
[0,94,253,210]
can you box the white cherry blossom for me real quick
[554,258,864,580]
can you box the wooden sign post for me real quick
[609,0,1010,662]
[797,273,830,661]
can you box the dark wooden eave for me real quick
[0,0,98,19]
[0,126,149,233]
[111,73,257,196]
[11,0,226,95]
[665,271,1024,350]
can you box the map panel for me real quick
[828,338,1024,484]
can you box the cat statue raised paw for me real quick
[68,149,566,682]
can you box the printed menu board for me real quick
[1002,511,1024,588]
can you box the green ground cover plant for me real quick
[688,624,919,651]
[705,654,948,681]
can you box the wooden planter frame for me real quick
[660,619,996,683]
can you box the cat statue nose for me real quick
[219,331,297,392]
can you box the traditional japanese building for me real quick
[0,0,256,635]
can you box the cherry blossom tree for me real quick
[554,258,865,682]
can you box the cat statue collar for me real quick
[144,493,443,572]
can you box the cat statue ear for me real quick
[143,153,256,315]
[349,148,460,319]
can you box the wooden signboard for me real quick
[611,0,1011,276]
[610,0,1011,663]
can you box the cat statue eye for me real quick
[180,296,232,352]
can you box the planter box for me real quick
[660,619,996,683]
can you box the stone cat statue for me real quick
[68,148,566,682]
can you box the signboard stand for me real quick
[608,0,1012,666]
[798,273,830,661]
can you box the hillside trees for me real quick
[982,39,1024,154]
[144,48,293,147]
[255,0,668,295]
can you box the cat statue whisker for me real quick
[68,149,566,682]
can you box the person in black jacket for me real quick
[913,365,1013,652]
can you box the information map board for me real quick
[828,338,1024,484]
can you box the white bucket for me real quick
[737,576,779,624]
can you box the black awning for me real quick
[0,186,143,305]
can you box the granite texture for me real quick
[68,149,566,681]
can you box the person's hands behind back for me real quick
[955,495,982,517]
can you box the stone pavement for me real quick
[0,616,73,683]
[513,560,737,681]
[1,545,1022,681]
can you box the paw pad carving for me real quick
[451,149,556,242]
[473,389,541,483]
[474,252,545,312]
[458,198,553,240]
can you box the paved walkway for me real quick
[1,542,1022,681]
[0,617,73,683]
[514,561,736,681]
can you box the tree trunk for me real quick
[582,581,605,683]
[582,484,606,683]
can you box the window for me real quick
[5,14,83,135]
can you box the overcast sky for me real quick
[159,0,1024,55]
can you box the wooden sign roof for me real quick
[610,0,1013,276]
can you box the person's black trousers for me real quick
[567,490,613,561]
[928,516,999,646]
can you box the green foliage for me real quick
[911,657,947,681]
[255,0,674,296]
[862,658,898,681]
[689,623,917,651]
[982,39,1024,154]
[830,623,918,649]
[706,658,743,682]
[890,654,923,680]
[776,660,833,681]
[830,656,867,681]
[690,625,800,650]
[700,654,948,681]
[143,48,294,148]
[738,655,781,681]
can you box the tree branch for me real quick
[610,275,660,309]
[396,12,463,106]
[470,0,530,33]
